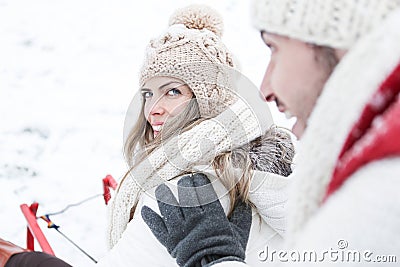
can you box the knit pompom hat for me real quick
[139,5,238,118]
[251,0,400,49]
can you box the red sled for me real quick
[19,174,117,255]
[20,202,55,255]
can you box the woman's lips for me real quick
[152,123,163,137]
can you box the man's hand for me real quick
[141,173,252,267]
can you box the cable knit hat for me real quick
[139,5,238,118]
[251,0,400,49]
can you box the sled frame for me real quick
[20,202,55,255]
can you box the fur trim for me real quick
[231,126,294,177]
[248,126,294,177]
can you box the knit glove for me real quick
[141,173,252,267]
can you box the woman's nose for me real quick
[149,98,167,116]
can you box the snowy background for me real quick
[0,0,293,266]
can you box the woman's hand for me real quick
[141,173,252,267]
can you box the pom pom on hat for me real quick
[169,4,224,38]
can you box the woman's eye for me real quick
[141,91,153,99]
[166,88,182,97]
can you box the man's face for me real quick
[259,32,334,139]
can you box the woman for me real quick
[98,4,294,267]
[1,5,294,267]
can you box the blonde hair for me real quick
[123,92,255,218]
[213,150,254,215]
[124,98,202,166]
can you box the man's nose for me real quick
[259,66,275,102]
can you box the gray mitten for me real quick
[141,173,252,267]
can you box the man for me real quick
[143,0,400,266]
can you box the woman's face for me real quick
[141,76,193,137]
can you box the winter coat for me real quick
[108,99,265,247]
[214,8,400,267]
[96,127,294,266]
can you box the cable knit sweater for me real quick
[215,8,400,267]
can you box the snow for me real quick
[0,0,293,266]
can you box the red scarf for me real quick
[324,62,400,201]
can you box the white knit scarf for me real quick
[107,99,262,248]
